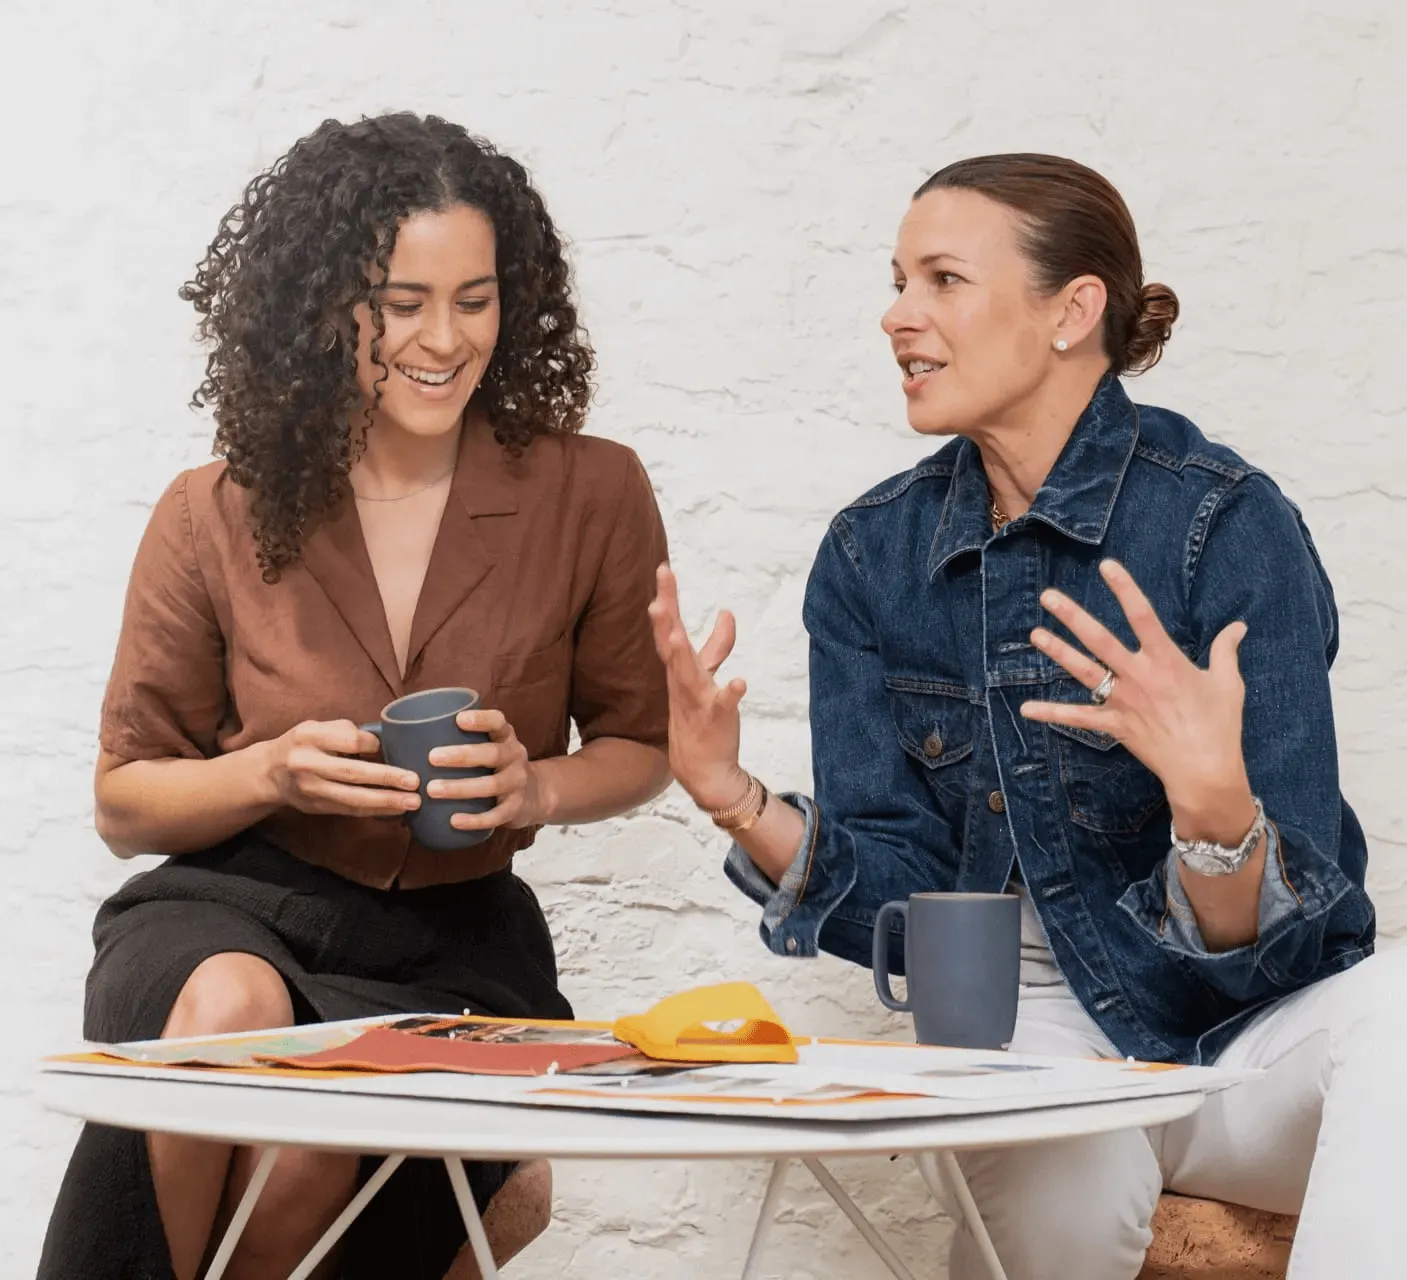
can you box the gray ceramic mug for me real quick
[360,687,494,851]
[872,892,1022,1049]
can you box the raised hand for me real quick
[647,564,751,811]
[1019,559,1255,830]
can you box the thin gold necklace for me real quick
[351,466,455,503]
[990,495,1011,531]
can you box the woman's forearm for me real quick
[728,785,809,885]
[94,744,280,859]
[678,765,809,886]
[529,737,671,826]
[1173,838,1267,953]
[1168,785,1265,951]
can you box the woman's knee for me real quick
[218,1149,360,1280]
[163,952,294,1039]
[949,1129,1161,1280]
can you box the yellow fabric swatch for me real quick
[612,982,798,1064]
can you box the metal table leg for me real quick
[918,1150,1009,1280]
[286,1154,407,1280]
[740,1157,791,1279]
[202,1144,1006,1280]
[203,1146,280,1280]
[804,1158,917,1280]
[444,1156,501,1280]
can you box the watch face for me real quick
[1172,800,1265,879]
[1181,848,1240,877]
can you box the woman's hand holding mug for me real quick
[357,687,542,850]
[425,707,544,833]
[265,719,422,818]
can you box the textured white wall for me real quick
[3,1,1406,1275]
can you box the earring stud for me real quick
[1055,338,1069,352]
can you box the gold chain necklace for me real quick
[990,496,1011,531]
[351,466,456,503]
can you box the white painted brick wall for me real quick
[4,1,1406,1275]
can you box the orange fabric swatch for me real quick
[254,1028,639,1076]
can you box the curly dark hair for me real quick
[180,111,595,581]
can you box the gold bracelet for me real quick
[707,774,760,827]
[725,781,769,834]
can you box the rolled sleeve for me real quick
[1160,824,1304,951]
[723,793,842,956]
[1127,820,1337,960]
[100,473,227,762]
[1117,474,1374,1002]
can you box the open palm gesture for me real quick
[1020,559,1254,823]
[647,564,751,812]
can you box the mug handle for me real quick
[872,901,910,1012]
[358,722,382,753]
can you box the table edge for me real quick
[36,1068,1206,1161]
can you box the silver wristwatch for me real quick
[1171,798,1266,876]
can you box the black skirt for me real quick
[37,834,571,1280]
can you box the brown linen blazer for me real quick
[100,422,669,888]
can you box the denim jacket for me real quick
[726,374,1374,1064]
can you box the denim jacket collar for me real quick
[928,372,1140,578]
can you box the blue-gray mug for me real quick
[360,686,493,851]
[872,892,1021,1049]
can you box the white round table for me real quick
[39,1066,1204,1280]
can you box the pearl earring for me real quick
[1055,338,1069,351]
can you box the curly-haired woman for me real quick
[39,112,671,1280]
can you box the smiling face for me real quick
[352,204,500,440]
[882,188,1074,438]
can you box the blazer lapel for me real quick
[406,419,520,665]
[301,498,404,696]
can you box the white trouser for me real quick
[948,944,1407,1280]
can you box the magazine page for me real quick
[72,1013,621,1071]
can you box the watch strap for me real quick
[1172,797,1266,875]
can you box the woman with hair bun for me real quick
[653,154,1401,1278]
[40,111,671,1280]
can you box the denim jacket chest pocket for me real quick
[884,676,977,809]
[1045,678,1166,834]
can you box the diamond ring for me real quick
[1090,668,1117,705]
